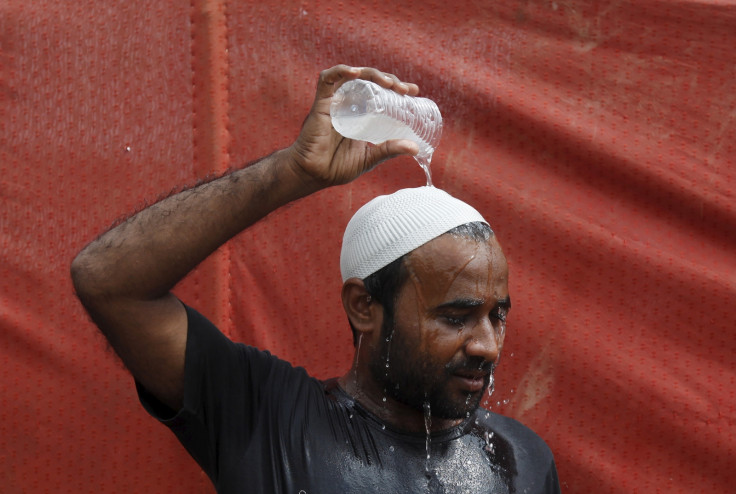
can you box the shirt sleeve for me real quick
[543,458,561,493]
[136,304,277,482]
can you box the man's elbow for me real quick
[70,249,104,309]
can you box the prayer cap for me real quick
[340,186,489,281]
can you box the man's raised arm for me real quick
[70,65,419,411]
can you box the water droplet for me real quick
[350,104,358,113]
[382,397,387,402]
[483,431,495,454]
[423,401,432,474]
[389,445,395,452]
[383,333,394,376]
[124,145,131,152]
[381,424,386,430]
[354,334,363,385]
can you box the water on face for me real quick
[481,370,496,410]
[381,330,395,411]
[354,333,363,381]
[384,332,394,372]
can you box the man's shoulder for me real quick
[471,409,552,451]
[469,409,556,467]
[469,409,560,492]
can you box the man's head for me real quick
[340,187,510,420]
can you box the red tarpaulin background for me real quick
[2,1,735,492]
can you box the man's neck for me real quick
[337,371,463,434]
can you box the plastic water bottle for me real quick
[330,79,443,185]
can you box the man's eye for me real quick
[491,308,508,322]
[444,315,466,327]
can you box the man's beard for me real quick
[368,315,493,420]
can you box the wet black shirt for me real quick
[138,306,560,493]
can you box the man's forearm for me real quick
[71,148,313,304]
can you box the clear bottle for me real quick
[330,79,443,185]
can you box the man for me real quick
[71,65,560,493]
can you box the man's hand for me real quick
[286,65,420,190]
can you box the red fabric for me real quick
[2,0,734,492]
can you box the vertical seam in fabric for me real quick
[191,0,233,335]
[221,0,234,338]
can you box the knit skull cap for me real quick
[340,186,490,281]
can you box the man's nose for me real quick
[464,317,501,363]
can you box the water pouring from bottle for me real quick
[330,79,443,186]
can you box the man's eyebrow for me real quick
[434,298,485,310]
[433,296,512,311]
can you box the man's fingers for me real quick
[355,68,419,96]
[317,65,361,97]
[318,65,421,98]
[373,139,420,162]
[392,139,420,156]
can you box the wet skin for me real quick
[342,233,510,433]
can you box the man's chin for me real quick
[381,376,488,420]
[429,389,485,420]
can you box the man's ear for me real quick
[341,278,382,334]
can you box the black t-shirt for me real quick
[138,305,560,493]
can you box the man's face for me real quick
[369,233,510,420]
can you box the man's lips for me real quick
[453,371,489,392]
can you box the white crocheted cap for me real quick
[340,186,490,281]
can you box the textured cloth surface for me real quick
[340,186,488,281]
[2,0,735,493]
